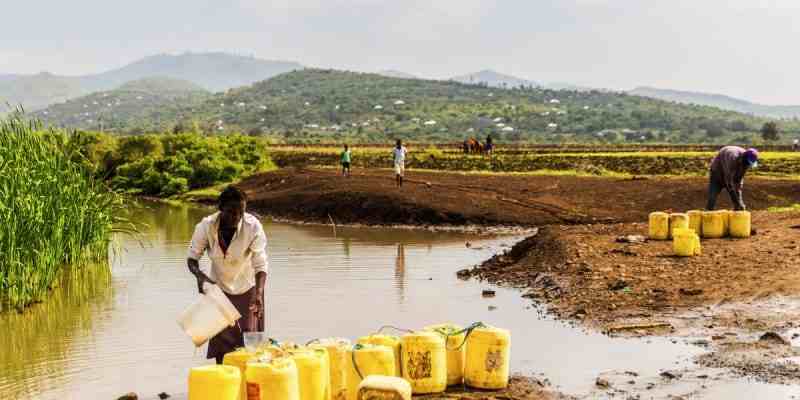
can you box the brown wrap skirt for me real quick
[207,286,265,363]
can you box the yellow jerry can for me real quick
[673,228,701,257]
[357,334,402,377]
[246,357,301,400]
[357,375,411,400]
[310,338,351,400]
[701,211,725,238]
[648,212,670,240]
[289,348,330,400]
[424,323,466,386]
[400,331,447,394]
[188,365,241,400]
[669,213,690,239]
[345,344,396,400]
[687,210,703,234]
[729,211,751,238]
[223,349,258,400]
[464,326,510,390]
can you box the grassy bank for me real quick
[270,146,800,177]
[0,115,123,310]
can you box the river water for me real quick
[1,202,796,399]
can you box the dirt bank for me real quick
[237,167,800,227]
[461,212,800,332]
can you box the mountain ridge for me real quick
[0,52,303,111]
[629,86,800,118]
[450,69,538,88]
[39,68,789,144]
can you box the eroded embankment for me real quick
[462,212,800,330]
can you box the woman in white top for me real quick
[187,186,268,363]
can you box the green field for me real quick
[269,146,800,177]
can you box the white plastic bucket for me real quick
[178,284,241,347]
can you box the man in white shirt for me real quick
[393,139,407,187]
[187,186,268,363]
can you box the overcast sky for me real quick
[2,0,799,104]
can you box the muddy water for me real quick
[0,202,783,400]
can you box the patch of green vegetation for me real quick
[174,183,230,203]
[0,114,126,310]
[66,131,275,197]
[767,204,800,213]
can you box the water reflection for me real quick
[0,264,113,395]
[395,244,406,302]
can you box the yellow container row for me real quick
[188,324,511,400]
[649,210,751,240]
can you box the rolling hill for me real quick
[42,68,792,144]
[0,52,303,111]
[629,86,800,119]
[33,77,212,131]
[450,69,538,89]
[377,70,419,79]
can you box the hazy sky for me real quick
[3,0,799,104]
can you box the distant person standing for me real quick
[793,138,799,151]
[707,146,759,211]
[393,139,407,187]
[340,144,352,177]
[485,134,494,155]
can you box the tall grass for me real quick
[0,113,126,310]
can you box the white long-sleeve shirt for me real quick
[187,212,268,295]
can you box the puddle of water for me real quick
[0,202,701,399]
[700,380,800,399]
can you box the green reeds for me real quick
[0,113,126,310]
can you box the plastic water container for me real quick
[669,213,689,239]
[648,212,669,240]
[464,326,510,390]
[701,211,725,239]
[311,338,351,400]
[177,284,241,347]
[357,375,411,400]
[401,331,447,394]
[345,344,396,400]
[730,211,751,238]
[246,357,300,400]
[687,210,703,234]
[424,323,465,386]
[288,347,330,400]
[356,334,401,377]
[188,365,241,400]
[673,228,701,257]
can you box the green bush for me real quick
[71,132,273,196]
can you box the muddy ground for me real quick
[236,167,800,227]
[234,168,800,397]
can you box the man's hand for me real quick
[196,273,216,294]
[249,288,264,317]
[250,271,267,322]
[188,258,216,294]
